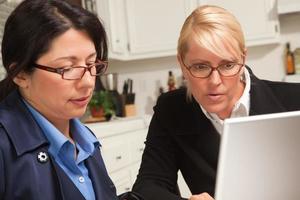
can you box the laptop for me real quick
[215,110,300,200]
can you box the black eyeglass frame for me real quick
[33,59,108,80]
[180,55,245,79]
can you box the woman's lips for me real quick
[70,96,90,107]
[207,93,223,101]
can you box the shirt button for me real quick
[78,176,85,183]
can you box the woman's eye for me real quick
[193,64,210,70]
[62,67,74,72]
[222,63,235,69]
[59,64,74,68]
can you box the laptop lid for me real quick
[215,110,300,200]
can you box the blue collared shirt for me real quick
[24,100,100,200]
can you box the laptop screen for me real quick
[215,110,300,200]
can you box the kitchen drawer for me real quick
[129,129,147,163]
[100,136,131,173]
[110,169,132,195]
[85,117,150,193]
[129,162,141,184]
[86,117,145,138]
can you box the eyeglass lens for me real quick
[63,64,107,80]
[189,63,242,78]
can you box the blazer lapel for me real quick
[85,150,118,200]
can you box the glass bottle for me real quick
[167,71,176,91]
[286,42,295,75]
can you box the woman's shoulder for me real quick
[261,79,300,97]
[0,124,13,153]
[157,87,189,105]
[154,87,201,116]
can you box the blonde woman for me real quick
[132,5,300,200]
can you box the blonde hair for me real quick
[178,5,245,61]
[177,5,246,100]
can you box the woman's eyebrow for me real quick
[52,52,97,62]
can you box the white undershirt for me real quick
[200,68,251,134]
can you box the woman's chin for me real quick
[70,109,87,119]
[203,103,227,116]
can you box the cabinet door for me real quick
[178,171,191,198]
[97,0,195,60]
[197,0,280,46]
[96,0,128,54]
[125,0,192,55]
[278,0,300,14]
[110,169,132,195]
[128,129,147,163]
[100,135,131,173]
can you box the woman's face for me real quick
[179,41,245,119]
[19,29,97,123]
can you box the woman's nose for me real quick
[208,69,222,85]
[80,68,95,87]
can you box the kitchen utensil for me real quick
[122,80,128,94]
[100,73,118,91]
[128,79,133,93]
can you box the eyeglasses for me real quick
[182,58,244,78]
[33,60,108,80]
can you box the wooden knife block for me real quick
[124,104,136,117]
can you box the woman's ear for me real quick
[13,71,30,89]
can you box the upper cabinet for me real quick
[197,0,280,47]
[278,0,300,14]
[96,0,194,60]
[96,0,280,61]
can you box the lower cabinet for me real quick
[109,169,132,194]
[178,171,192,198]
[86,117,147,195]
[100,129,147,195]
[86,117,191,197]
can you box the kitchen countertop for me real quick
[85,115,151,138]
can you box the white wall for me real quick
[108,12,300,116]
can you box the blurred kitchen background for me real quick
[1,0,300,117]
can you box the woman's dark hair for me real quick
[0,0,107,101]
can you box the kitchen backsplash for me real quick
[0,1,18,80]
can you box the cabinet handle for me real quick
[116,155,122,160]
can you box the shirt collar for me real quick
[23,100,100,158]
[200,68,251,133]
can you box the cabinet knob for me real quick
[116,155,122,160]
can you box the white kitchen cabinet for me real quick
[197,0,280,46]
[86,116,191,197]
[96,0,194,60]
[86,117,148,195]
[109,169,132,194]
[278,0,300,14]
[284,74,300,82]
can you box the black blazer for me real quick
[132,70,300,200]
